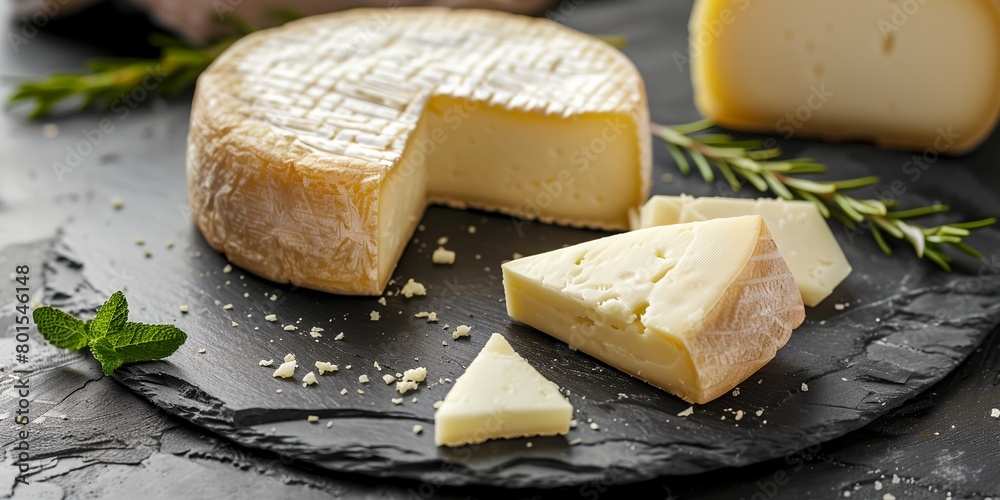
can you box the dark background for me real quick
[2,0,999,498]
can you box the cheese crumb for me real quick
[307,415,319,423]
[395,380,419,394]
[269,294,278,301]
[883,494,896,500]
[755,409,764,417]
[223,264,233,273]
[383,374,396,384]
[303,372,317,386]
[378,297,387,306]
[874,480,883,491]
[60,413,68,420]
[512,252,523,259]
[374,361,382,371]
[284,353,296,363]
[991,408,1000,418]
[589,422,600,430]
[309,331,323,338]
[335,332,345,340]
[370,310,380,321]
[283,325,298,331]
[735,410,744,421]
[432,400,443,409]
[453,324,471,339]
[222,303,233,310]
[110,197,124,209]
[468,225,476,234]
[412,424,423,434]
[391,397,404,405]
[414,311,439,322]
[276,389,282,394]
[432,247,456,265]
[801,383,809,392]
[326,421,334,428]
[357,389,365,395]
[259,359,274,367]
[264,314,278,322]
[179,305,189,313]
[340,388,348,395]
[678,406,694,417]
[315,361,338,374]
[272,360,296,378]
[437,236,448,245]
[569,438,582,446]
[400,279,427,298]
[197,348,207,354]
[403,367,427,382]
[359,374,370,384]
[231,321,239,327]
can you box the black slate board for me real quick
[31,0,1000,490]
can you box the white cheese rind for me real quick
[633,195,851,306]
[434,333,573,447]
[689,0,1000,154]
[502,216,805,404]
[187,8,651,295]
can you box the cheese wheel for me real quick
[187,8,651,295]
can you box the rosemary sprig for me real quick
[652,120,996,271]
[6,34,238,119]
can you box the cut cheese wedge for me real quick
[187,8,651,295]
[689,0,1000,154]
[632,195,851,306]
[434,333,573,447]
[502,216,805,404]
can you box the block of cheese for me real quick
[187,8,651,295]
[434,333,573,447]
[689,0,1000,154]
[502,216,805,404]
[632,195,851,307]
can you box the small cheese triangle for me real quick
[502,215,805,404]
[434,333,573,447]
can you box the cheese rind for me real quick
[187,8,650,295]
[633,195,851,306]
[502,216,805,404]
[689,0,1000,154]
[434,333,573,446]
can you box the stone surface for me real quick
[2,0,999,496]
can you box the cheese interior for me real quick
[633,195,852,306]
[434,333,573,447]
[503,216,805,403]
[690,0,1000,153]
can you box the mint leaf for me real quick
[34,291,188,376]
[89,290,128,338]
[33,306,89,350]
[89,337,124,376]
[98,322,187,363]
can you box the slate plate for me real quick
[32,0,1000,490]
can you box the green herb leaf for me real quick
[98,322,188,364]
[89,290,128,339]
[32,306,89,350]
[34,291,188,375]
[89,337,124,376]
[655,119,997,268]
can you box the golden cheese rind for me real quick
[187,8,651,295]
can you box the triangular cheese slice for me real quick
[502,216,805,404]
[434,334,573,447]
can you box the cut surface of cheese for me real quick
[689,0,1000,153]
[434,333,573,447]
[187,8,650,295]
[633,195,851,307]
[502,216,805,404]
